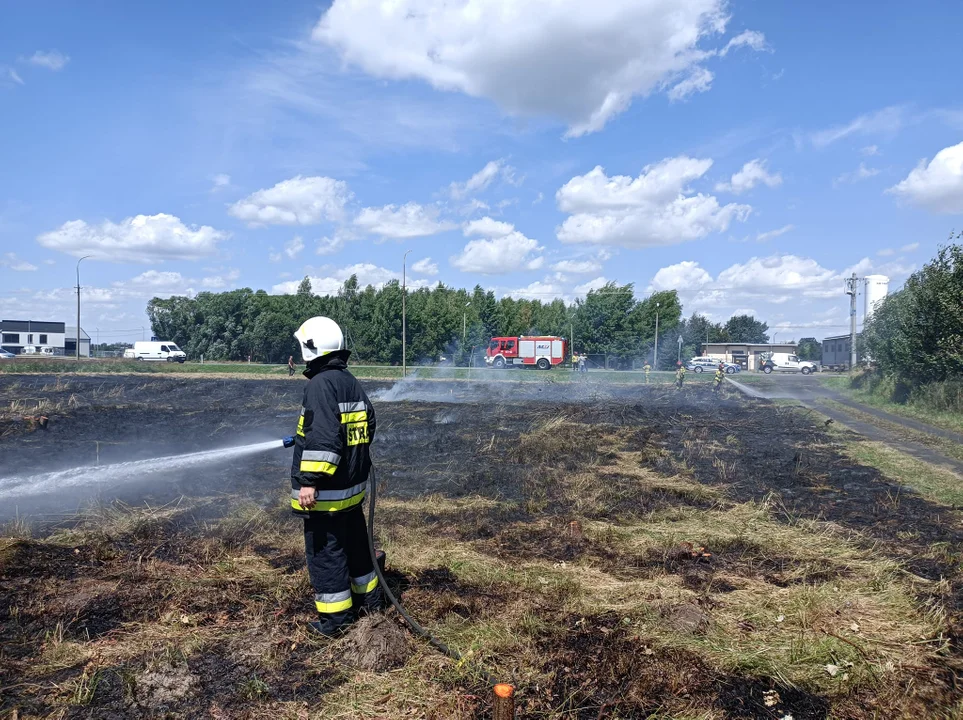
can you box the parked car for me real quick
[760,353,818,375]
[0,348,16,359]
[686,357,741,374]
[22,345,55,356]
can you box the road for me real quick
[726,373,963,477]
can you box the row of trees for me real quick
[863,238,963,390]
[147,275,778,369]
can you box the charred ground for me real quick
[0,373,960,719]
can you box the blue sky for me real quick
[2,0,962,345]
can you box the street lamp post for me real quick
[653,302,661,370]
[76,255,92,360]
[463,301,471,343]
[677,334,683,363]
[402,249,411,377]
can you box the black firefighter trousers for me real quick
[303,505,383,633]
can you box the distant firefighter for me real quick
[675,361,686,389]
[713,363,725,393]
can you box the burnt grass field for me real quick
[0,373,960,719]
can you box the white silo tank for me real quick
[864,275,889,323]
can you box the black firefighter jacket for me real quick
[290,353,376,514]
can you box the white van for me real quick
[22,345,55,356]
[761,352,818,375]
[127,341,187,363]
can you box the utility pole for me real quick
[463,301,471,343]
[76,255,91,360]
[402,249,411,378]
[677,334,683,363]
[845,272,859,370]
[653,302,660,370]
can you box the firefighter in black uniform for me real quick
[290,316,383,636]
[713,363,725,393]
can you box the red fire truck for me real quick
[485,336,568,370]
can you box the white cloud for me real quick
[900,242,919,252]
[449,159,515,198]
[811,106,905,148]
[715,159,782,194]
[412,257,439,276]
[717,255,839,301]
[125,270,191,292]
[556,158,750,248]
[887,141,963,214]
[229,176,351,226]
[37,213,230,263]
[1,253,38,272]
[271,263,428,295]
[211,174,231,192]
[667,67,714,102]
[507,274,608,302]
[756,224,794,242]
[646,254,916,324]
[573,276,609,295]
[861,145,880,157]
[551,258,603,275]
[648,260,713,294]
[466,199,491,214]
[201,269,241,289]
[354,202,456,238]
[506,280,564,301]
[464,217,514,238]
[24,50,70,71]
[284,235,305,259]
[833,162,880,187]
[533,192,544,205]
[313,0,763,136]
[2,67,24,86]
[451,218,543,274]
[877,248,895,257]
[719,30,767,55]
[317,235,345,255]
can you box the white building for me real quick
[65,326,92,358]
[0,320,67,355]
[702,342,799,371]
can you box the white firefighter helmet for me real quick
[294,316,344,362]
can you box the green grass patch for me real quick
[820,375,963,436]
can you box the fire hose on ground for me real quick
[366,466,515,709]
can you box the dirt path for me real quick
[726,376,963,477]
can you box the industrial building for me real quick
[821,335,853,368]
[65,326,92,358]
[0,320,90,356]
[701,342,798,371]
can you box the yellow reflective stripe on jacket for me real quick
[296,412,305,437]
[340,410,367,424]
[350,570,379,594]
[291,490,366,513]
[315,590,352,614]
[300,460,338,474]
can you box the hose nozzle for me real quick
[282,436,295,448]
